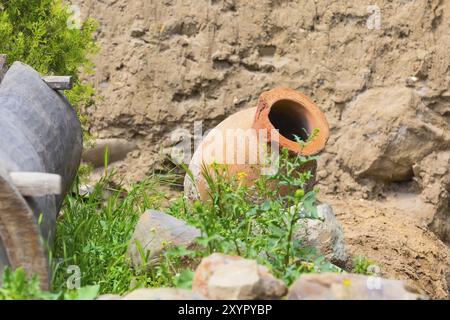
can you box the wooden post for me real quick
[41,76,73,90]
[9,172,62,197]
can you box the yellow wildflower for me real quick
[237,171,248,181]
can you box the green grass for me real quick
[352,256,377,275]
[0,267,99,300]
[2,136,342,299]
[51,172,171,295]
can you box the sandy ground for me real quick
[320,194,450,299]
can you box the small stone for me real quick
[405,76,418,87]
[79,184,94,196]
[207,260,261,300]
[294,204,348,266]
[130,25,147,38]
[288,273,426,300]
[123,288,205,300]
[193,253,287,300]
[127,210,200,269]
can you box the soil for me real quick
[72,0,450,298]
[320,194,450,299]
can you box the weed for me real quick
[0,267,59,300]
[3,133,340,297]
[51,171,169,295]
[352,256,377,275]
[169,133,340,285]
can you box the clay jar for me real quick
[184,87,330,201]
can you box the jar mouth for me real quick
[268,99,311,143]
[252,87,329,156]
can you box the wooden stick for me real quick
[9,172,62,197]
[41,76,73,90]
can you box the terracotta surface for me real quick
[184,87,330,201]
[253,87,330,155]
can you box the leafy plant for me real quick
[0,0,98,135]
[49,133,339,295]
[63,284,99,300]
[352,256,377,275]
[0,267,59,300]
[169,133,340,285]
[0,267,99,300]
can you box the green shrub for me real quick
[0,0,98,133]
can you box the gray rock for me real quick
[127,210,200,269]
[288,273,426,300]
[193,253,287,300]
[78,184,94,196]
[123,288,205,300]
[294,204,348,266]
[332,87,448,182]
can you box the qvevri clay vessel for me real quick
[184,87,330,201]
[0,62,82,289]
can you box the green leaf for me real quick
[302,191,318,219]
[174,269,194,289]
[64,285,100,300]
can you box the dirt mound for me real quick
[322,195,450,299]
[73,0,450,298]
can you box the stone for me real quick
[192,253,287,300]
[405,76,418,87]
[295,204,348,266]
[123,288,205,300]
[332,87,448,182]
[78,184,94,196]
[413,151,450,243]
[130,28,146,38]
[127,210,200,269]
[288,273,426,300]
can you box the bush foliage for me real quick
[0,0,98,131]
